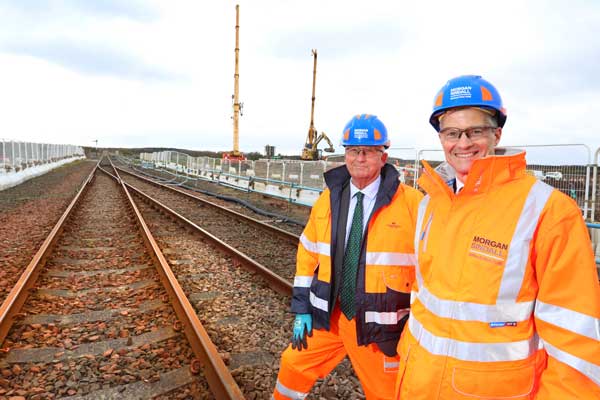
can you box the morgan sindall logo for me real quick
[450,86,472,100]
[468,235,509,266]
[354,128,369,139]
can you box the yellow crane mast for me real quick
[223,4,245,161]
[301,49,335,160]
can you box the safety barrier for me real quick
[1,139,84,173]
[139,144,598,218]
[139,151,345,206]
[586,223,600,279]
[418,143,592,218]
[591,148,600,222]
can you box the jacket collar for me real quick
[418,148,527,197]
[324,163,400,198]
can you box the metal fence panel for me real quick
[417,144,592,217]
[1,139,84,173]
[137,144,597,218]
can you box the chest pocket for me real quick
[382,267,414,294]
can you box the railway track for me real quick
[0,163,242,399]
[102,161,364,399]
[113,161,307,236]
[114,166,301,282]
[0,159,364,399]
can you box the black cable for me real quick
[130,166,306,227]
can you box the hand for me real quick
[291,313,313,351]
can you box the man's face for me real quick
[438,108,501,180]
[345,146,388,189]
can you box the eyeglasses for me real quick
[345,147,384,158]
[439,126,498,142]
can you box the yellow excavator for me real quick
[301,49,335,160]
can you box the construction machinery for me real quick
[223,4,246,161]
[301,49,335,160]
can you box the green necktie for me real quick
[340,192,364,320]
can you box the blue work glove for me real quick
[291,313,313,351]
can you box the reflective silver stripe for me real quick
[535,301,600,341]
[299,234,330,257]
[384,361,399,369]
[366,252,416,266]
[293,276,313,288]
[409,315,539,362]
[317,242,330,257]
[544,341,600,386]
[414,195,431,288]
[416,285,534,322]
[365,309,410,324]
[497,180,553,302]
[309,292,328,312]
[275,379,309,400]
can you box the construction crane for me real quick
[223,4,246,161]
[301,49,335,161]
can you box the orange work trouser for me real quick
[273,306,400,400]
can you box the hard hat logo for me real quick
[341,114,390,148]
[354,128,369,139]
[450,86,472,100]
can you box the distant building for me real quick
[265,145,276,158]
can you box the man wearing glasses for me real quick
[273,114,423,399]
[395,75,600,399]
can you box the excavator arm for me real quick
[314,132,335,153]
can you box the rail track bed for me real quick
[115,165,365,399]
[117,169,300,282]
[0,161,364,399]
[115,163,308,235]
[0,172,210,399]
[0,160,96,305]
[130,187,291,398]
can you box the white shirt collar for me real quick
[455,177,465,194]
[350,175,381,200]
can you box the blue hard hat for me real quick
[429,75,507,131]
[341,114,390,148]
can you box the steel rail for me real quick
[114,165,300,246]
[0,161,99,347]
[105,164,245,399]
[111,169,293,296]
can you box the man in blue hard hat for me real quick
[394,75,600,399]
[273,114,423,399]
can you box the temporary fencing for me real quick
[1,139,84,173]
[138,144,597,220]
[140,151,344,206]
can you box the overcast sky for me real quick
[1,0,599,163]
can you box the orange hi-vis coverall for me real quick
[274,164,423,400]
[395,149,600,399]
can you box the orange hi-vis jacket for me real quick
[292,164,422,351]
[396,149,600,399]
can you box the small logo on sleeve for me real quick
[489,321,517,328]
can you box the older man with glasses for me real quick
[273,114,423,399]
[394,75,600,399]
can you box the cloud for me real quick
[2,39,179,81]
[2,0,158,22]
[268,25,404,59]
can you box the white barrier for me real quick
[0,156,86,191]
[1,139,84,173]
